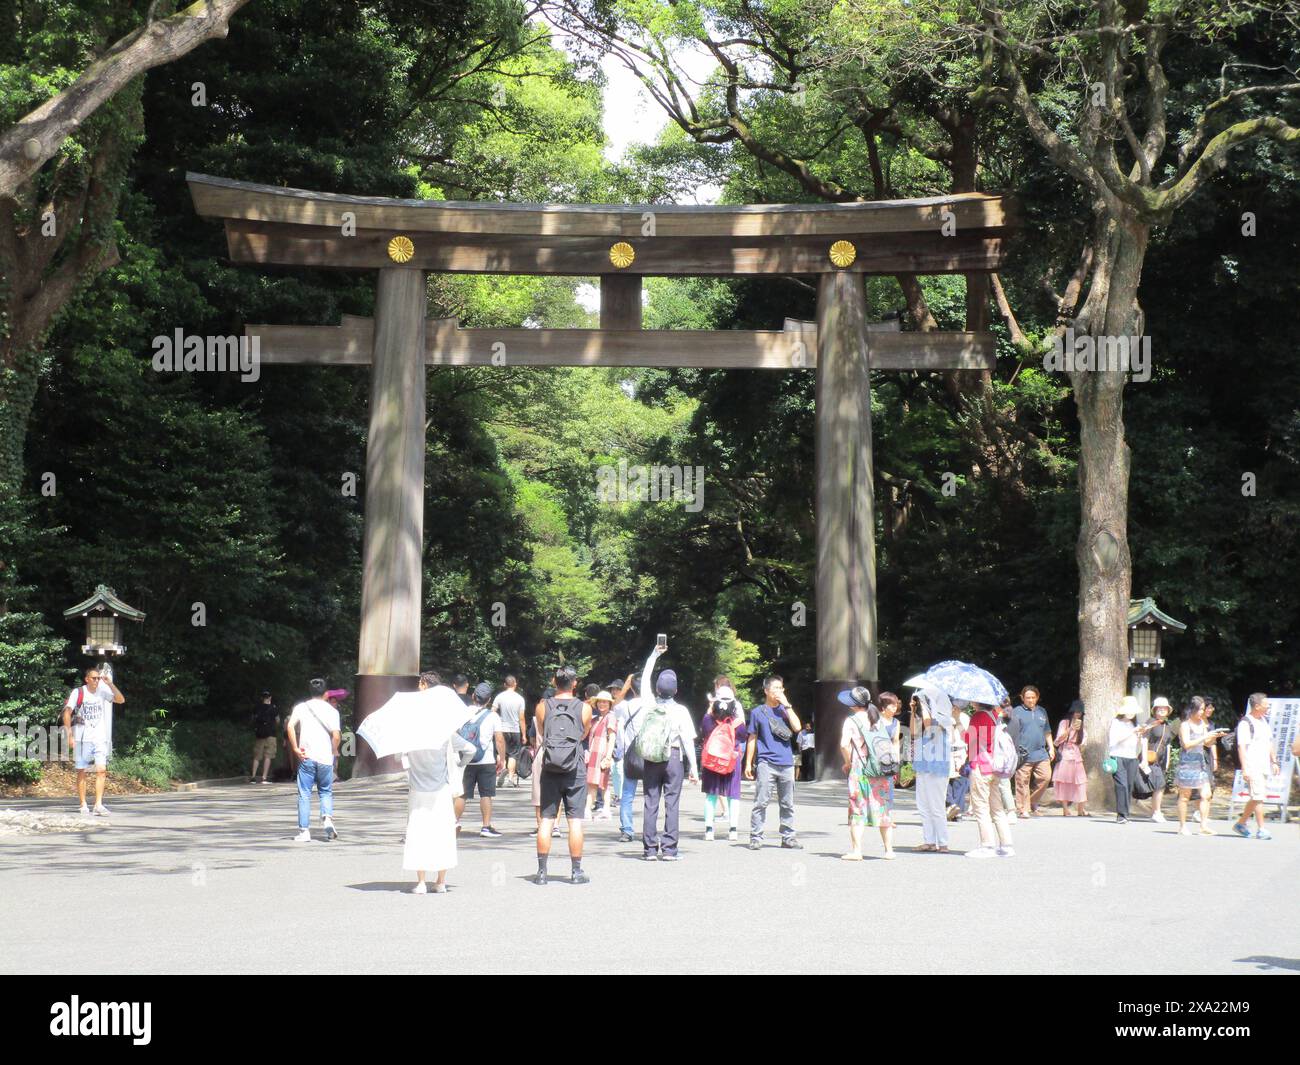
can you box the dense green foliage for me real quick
[1,0,1298,784]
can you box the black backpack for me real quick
[542,696,584,774]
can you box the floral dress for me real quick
[846,714,896,828]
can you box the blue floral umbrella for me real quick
[903,660,1008,707]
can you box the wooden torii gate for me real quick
[187,173,1015,777]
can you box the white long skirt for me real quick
[403,786,458,873]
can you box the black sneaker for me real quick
[619,833,634,843]
[571,870,590,885]
[747,840,762,850]
[323,823,338,842]
[1117,816,1129,824]
[479,825,503,838]
[780,838,802,849]
[530,871,548,886]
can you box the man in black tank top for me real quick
[532,667,592,885]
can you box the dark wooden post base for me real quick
[352,673,419,777]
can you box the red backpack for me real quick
[702,716,738,774]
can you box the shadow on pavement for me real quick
[1235,955,1300,972]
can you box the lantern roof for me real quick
[63,584,146,622]
[1127,597,1186,632]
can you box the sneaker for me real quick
[1180,826,1194,836]
[704,828,715,841]
[964,847,997,859]
[432,883,447,893]
[619,832,634,843]
[92,804,109,817]
[551,826,561,837]
[840,852,864,861]
[1232,822,1251,838]
[1152,810,1166,822]
[323,818,337,841]
[1255,829,1273,840]
[530,872,548,886]
[571,870,591,884]
[642,852,659,861]
[1193,810,1201,823]
[660,854,680,862]
[1116,816,1128,824]
[294,829,311,842]
[79,804,90,817]
[780,838,803,850]
[881,850,896,861]
[411,882,428,895]
[748,840,762,850]
[996,846,1015,858]
[728,829,738,842]
[480,825,503,838]
[249,778,258,784]
[260,778,271,784]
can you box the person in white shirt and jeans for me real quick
[63,663,125,817]
[286,678,342,841]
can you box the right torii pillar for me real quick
[813,271,877,780]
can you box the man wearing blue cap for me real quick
[629,640,698,860]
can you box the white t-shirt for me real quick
[464,708,502,765]
[840,710,871,750]
[614,697,636,725]
[1237,715,1273,774]
[1108,719,1140,759]
[66,682,115,744]
[492,689,525,733]
[289,699,341,765]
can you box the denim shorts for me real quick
[75,738,108,770]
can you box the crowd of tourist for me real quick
[220,657,1297,893]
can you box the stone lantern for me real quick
[63,585,146,658]
[1127,597,1186,718]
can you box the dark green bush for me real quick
[0,759,43,784]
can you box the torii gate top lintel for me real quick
[186,172,1015,277]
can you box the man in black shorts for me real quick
[531,666,592,885]
[454,682,506,838]
[492,675,526,787]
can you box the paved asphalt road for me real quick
[2,778,1297,975]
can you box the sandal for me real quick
[937,845,950,853]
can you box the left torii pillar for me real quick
[353,267,428,776]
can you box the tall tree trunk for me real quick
[1074,212,1149,808]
